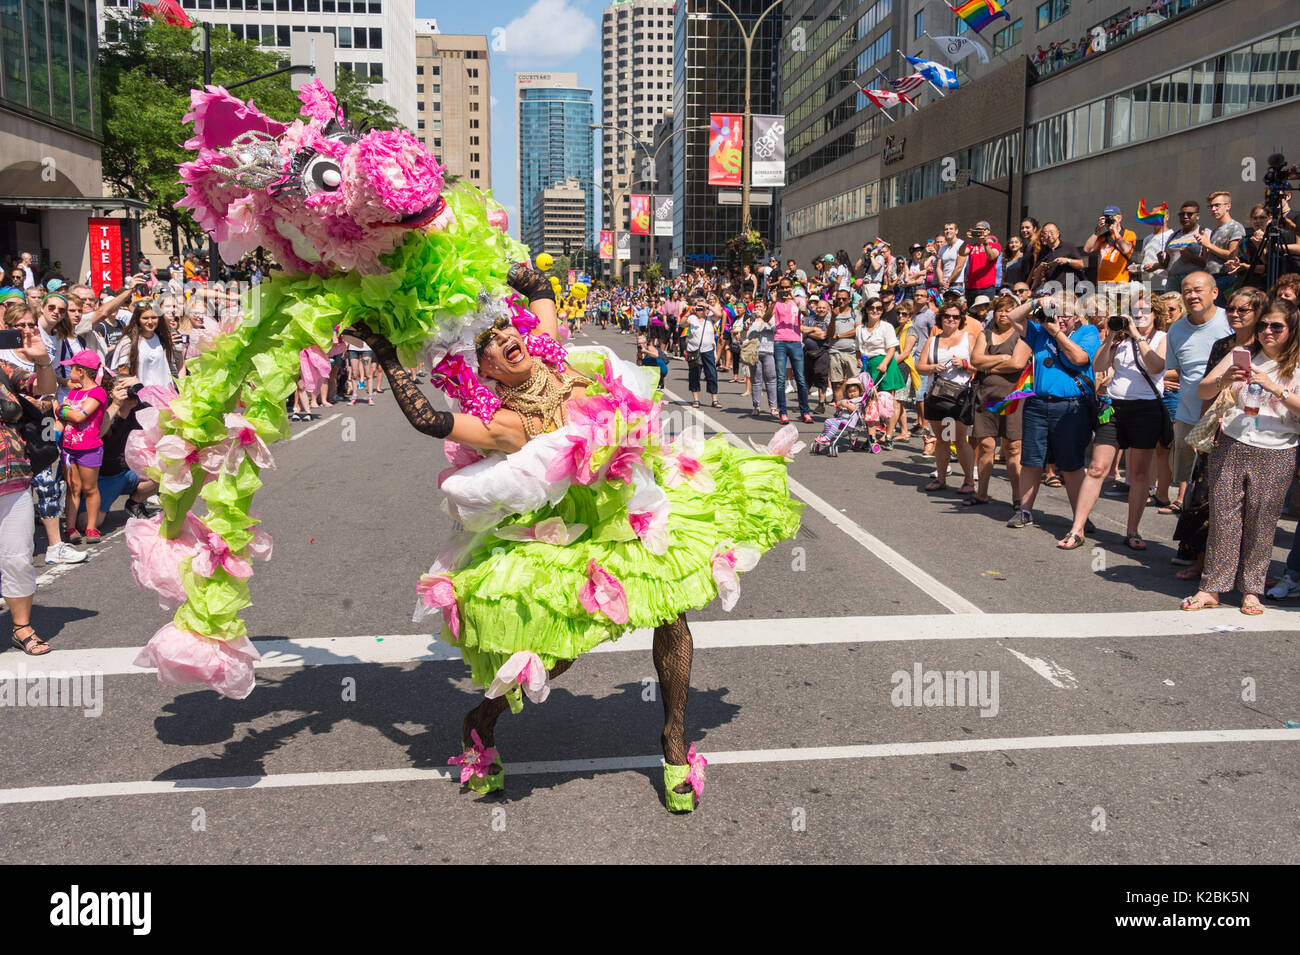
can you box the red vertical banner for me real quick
[88,218,125,294]
[599,230,614,260]
[567,269,577,285]
[629,194,651,235]
[708,113,744,186]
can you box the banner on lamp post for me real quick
[598,231,614,260]
[629,194,651,235]
[750,114,786,187]
[653,195,673,236]
[708,113,744,186]
[87,217,134,294]
[616,232,631,260]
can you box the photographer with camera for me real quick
[1231,201,1300,289]
[1003,292,1101,538]
[1082,205,1137,302]
[963,221,1001,307]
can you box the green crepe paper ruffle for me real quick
[155,184,526,644]
[443,434,804,691]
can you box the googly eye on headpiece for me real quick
[266,113,366,199]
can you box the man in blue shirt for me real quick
[633,299,650,333]
[1006,294,1102,540]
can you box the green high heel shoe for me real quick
[663,743,707,813]
[450,730,504,794]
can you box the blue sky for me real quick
[416,0,607,238]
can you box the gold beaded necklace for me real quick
[498,363,592,438]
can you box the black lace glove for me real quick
[507,263,555,302]
[348,320,453,439]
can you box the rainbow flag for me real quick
[985,364,1034,415]
[952,0,1011,34]
[1136,198,1168,225]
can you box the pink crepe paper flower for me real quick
[125,513,204,610]
[124,406,165,475]
[487,207,509,232]
[154,434,203,494]
[134,624,263,700]
[493,516,587,545]
[662,427,715,493]
[198,412,276,476]
[750,422,807,460]
[416,573,460,641]
[603,445,644,484]
[545,432,596,485]
[627,483,671,555]
[711,539,762,612]
[448,729,499,784]
[595,359,653,417]
[437,440,485,488]
[297,78,341,124]
[577,560,629,625]
[299,345,332,393]
[137,384,179,412]
[190,524,254,579]
[684,743,707,801]
[485,651,551,705]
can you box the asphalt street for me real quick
[1,321,1297,864]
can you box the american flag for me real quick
[888,73,927,96]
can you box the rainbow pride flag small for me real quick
[952,0,1011,34]
[1136,198,1168,225]
[985,364,1034,415]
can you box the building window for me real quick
[431,84,440,93]
[432,66,440,75]
[370,28,383,50]
[1036,0,1070,30]
[431,119,441,130]
[914,10,923,41]
[433,101,441,111]
[417,102,424,111]
[433,137,441,147]
[417,83,424,93]
[468,101,477,111]
[369,62,383,81]
[468,85,478,95]
[417,118,425,129]
[355,28,367,49]
[417,65,424,75]
[471,170,480,180]
[277,25,290,47]
[338,26,351,48]
[369,0,381,11]
[470,136,479,145]
[470,119,479,128]
[993,18,1022,53]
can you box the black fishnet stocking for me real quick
[654,613,694,792]
[349,321,452,438]
[460,659,575,772]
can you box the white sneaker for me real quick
[785,381,796,393]
[146,494,161,508]
[1266,571,1300,600]
[46,543,87,564]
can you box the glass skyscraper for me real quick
[516,73,594,253]
[1,0,99,135]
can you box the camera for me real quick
[126,382,145,400]
[1104,215,1116,227]
[1031,300,1059,325]
[1108,314,1128,333]
[1264,153,1298,219]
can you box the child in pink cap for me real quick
[57,349,109,542]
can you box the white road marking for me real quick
[289,412,342,440]
[33,608,1300,676]
[661,387,983,616]
[1001,646,1080,689]
[1,728,1294,805]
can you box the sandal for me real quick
[11,624,50,656]
[1044,475,1064,488]
[1147,495,1172,508]
[924,480,946,492]
[1056,532,1085,550]
[963,496,990,506]
[1158,501,1183,515]
[711,399,721,408]
[1240,597,1264,616]
[448,731,504,794]
[692,400,700,408]
[1124,533,1147,551]
[957,483,976,495]
[1180,594,1220,611]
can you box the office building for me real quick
[516,72,594,252]
[1,0,129,281]
[530,177,587,258]
[414,25,490,188]
[101,0,419,130]
[601,0,675,270]
[671,0,782,270]
[779,0,1300,269]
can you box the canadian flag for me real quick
[857,85,914,110]
[138,0,194,28]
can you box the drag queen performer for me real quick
[127,79,802,813]
[349,265,803,811]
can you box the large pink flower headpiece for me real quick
[176,79,448,277]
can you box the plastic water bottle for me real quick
[1244,382,1263,416]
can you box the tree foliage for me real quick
[99,16,401,253]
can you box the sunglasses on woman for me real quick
[1259,322,1289,334]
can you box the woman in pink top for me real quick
[765,276,813,423]
[57,350,109,543]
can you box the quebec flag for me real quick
[904,56,960,91]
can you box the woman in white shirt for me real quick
[110,303,178,387]
[915,303,975,494]
[1184,298,1300,614]
[1069,301,1168,551]
[745,310,777,417]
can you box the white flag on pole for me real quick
[928,33,990,65]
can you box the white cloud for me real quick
[501,0,597,62]
[490,96,500,107]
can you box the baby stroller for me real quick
[811,371,895,456]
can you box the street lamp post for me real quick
[706,0,786,235]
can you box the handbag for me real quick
[1186,386,1235,453]
[19,395,58,474]
[740,337,759,366]
[925,337,974,424]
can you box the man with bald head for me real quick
[1163,271,1229,519]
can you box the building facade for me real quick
[101,0,419,130]
[601,0,675,270]
[530,177,587,258]
[779,0,1300,271]
[671,0,782,271]
[1,0,108,281]
[413,25,490,189]
[516,72,594,253]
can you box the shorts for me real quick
[347,348,371,361]
[80,469,141,516]
[1092,397,1164,450]
[972,403,1024,442]
[829,351,857,384]
[1171,419,1196,484]
[1020,397,1092,472]
[64,445,104,469]
[31,461,65,519]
